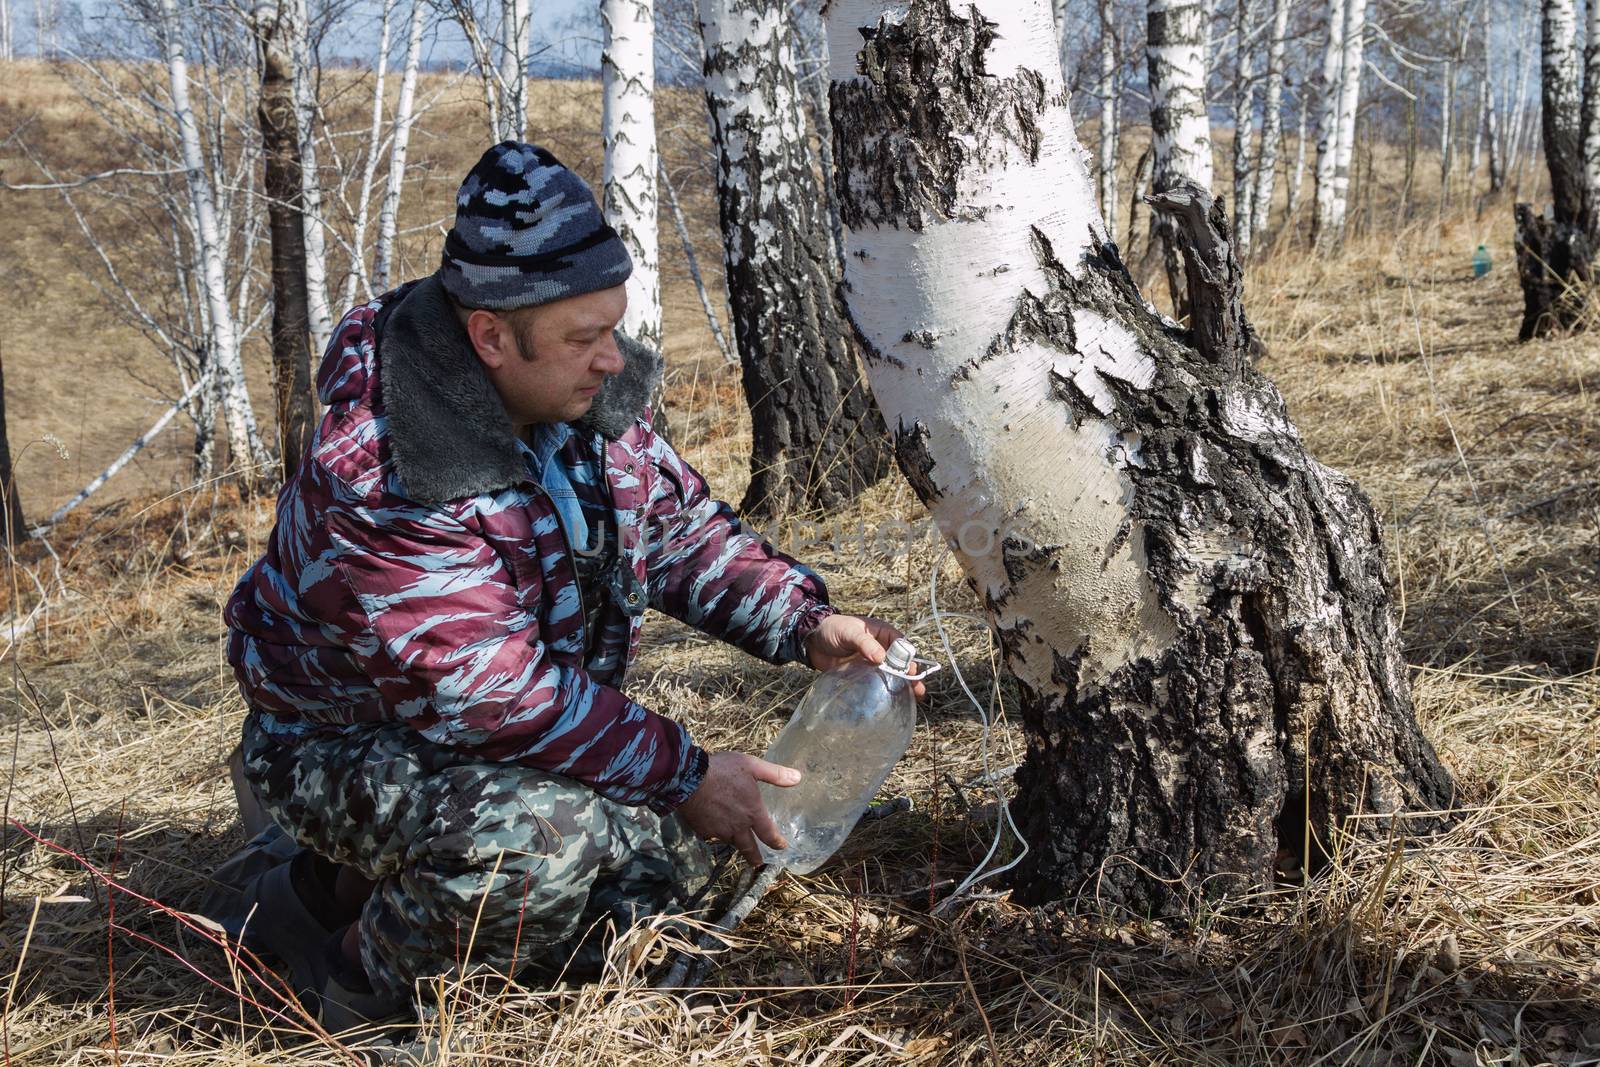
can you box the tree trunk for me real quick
[1487,79,1505,193]
[289,0,332,358]
[825,0,1455,913]
[1516,0,1593,338]
[699,0,887,519]
[343,0,393,309]
[1147,0,1213,319]
[1440,59,1454,209]
[602,0,666,435]
[1097,0,1119,239]
[161,0,268,481]
[603,0,661,353]
[1250,0,1290,246]
[1469,80,1485,182]
[252,0,317,482]
[1286,90,1307,228]
[499,0,529,140]
[373,0,424,294]
[1231,0,1258,257]
[1581,0,1600,224]
[0,344,24,545]
[1126,145,1153,261]
[1314,0,1365,246]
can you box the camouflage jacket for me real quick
[224,275,835,814]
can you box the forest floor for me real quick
[3,60,1600,1067]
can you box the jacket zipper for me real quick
[528,479,589,656]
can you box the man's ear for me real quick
[464,308,515,369]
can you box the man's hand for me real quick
[804,614,927,700]
[676,751,801,865]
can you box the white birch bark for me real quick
[1311,0,1346,244]
[1097,0,1119,237]
[1250,0,1289,244]
[290,0,332,356]
[1286,88,1308,225]
[602,0,661,351]
[700,0,887,515]
[1,0,11,62]
[1052,0,1072,84]
[343,0,393,308]
[1582,0,1600,220]
[1539,0,1584,224]
[1231,0,1258,256]
[159,0,267,474]
[1327,0,1367,235]
[1469,79,1485,179]
[1486,74,1505,191]
[1440,59,1454,203]
[1147,0,1214,192]
[499,0,529,140]
[373,0,424,293]
[825,0,1452,909]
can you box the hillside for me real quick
[3,57,1599,1067]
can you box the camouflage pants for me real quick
[239,714,710,1001]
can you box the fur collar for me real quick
[378,273,663,504]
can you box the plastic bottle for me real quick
[757,638,920,874]
[1473,243,1491,278]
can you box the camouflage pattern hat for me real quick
[439,141,632,310]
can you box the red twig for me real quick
[6,818,361,1063]
[106,800,124,1066]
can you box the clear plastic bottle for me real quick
[757,638,919,874]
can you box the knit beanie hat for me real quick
[439,141,632,310]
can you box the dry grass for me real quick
[4,58,1600,1067]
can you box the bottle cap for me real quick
[884,637,915,672]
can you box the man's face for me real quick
[466,285,628,428]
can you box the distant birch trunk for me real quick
[1516,0,1594,338]
[1231,0,1258,257]
[1469,80,1485,180]
[1097,0,1119,238]
[0,346,23,545]
[373,0,424,293]
[602,0,661,353]
[1486,79,1505,192]
[1441,59,1454,207]
[1286,91,1308,225]
[1249,0,1289,243]
[700,0,887,517]
[160,0,268,478]
[1051,0,1071,82]
[1,0,11,62]
[1311,0,1346,245]
[825,0,1455,912]
[1327,0,1367,236]
[1582,0,1600,219]
[290,0,332,357]
[499,0,530,139]
[252,0,316,480]
[1147,0,1213,314]
[344,0,393,308]
[1126,144,1153,259]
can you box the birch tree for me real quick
[1097,0,1119,238]
[0,347,23,545]
[1582,0,1600,213]
[1146,0,1213,314]
[372,0,425,293]
[698,0,887,517]
[341,0,394,309]
[1311,0,1347,245]
[825,0,1453,910]
[160,0,269,480]
[602,0,662,353]
[1231,0,1258,257]
[1515,0,1594,337]
[289,0,332,356]
[499,0,530,139]
[1327,0,1368,240]
[1250,0,1291,245]
[250,0,316,479]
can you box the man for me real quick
[222,142,918,1029]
